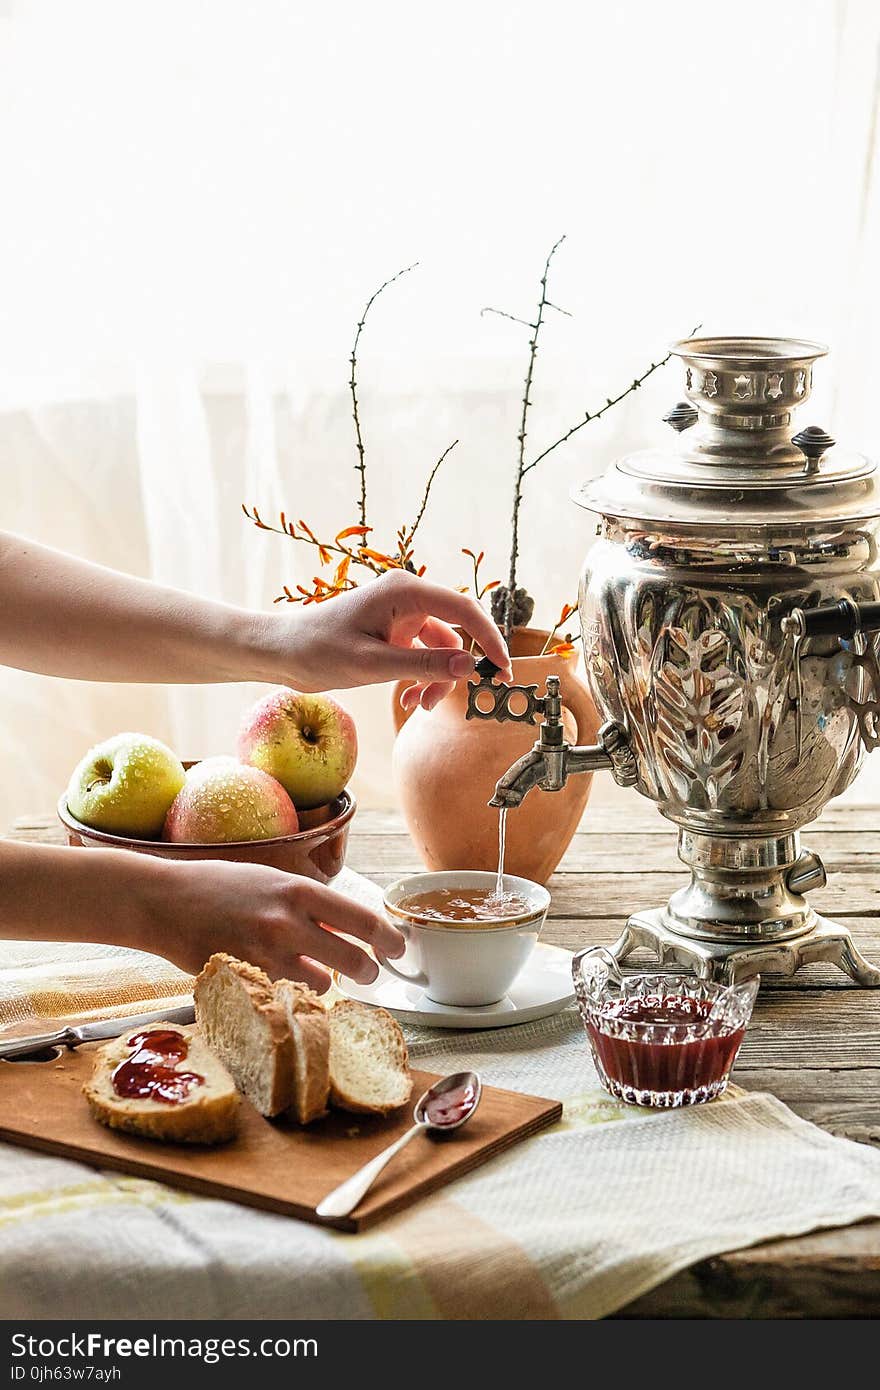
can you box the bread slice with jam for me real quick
[83,1022,239,1144]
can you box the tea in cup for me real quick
[380,870,550,1006]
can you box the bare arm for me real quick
[0,532,271,685]
[0,532,511,704]
[0,839,404,990]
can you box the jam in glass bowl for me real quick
[572,947,758,1108]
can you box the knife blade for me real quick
[0,1001,195,1061]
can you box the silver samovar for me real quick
[467,336,880,985]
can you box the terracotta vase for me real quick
[391,628,599,885]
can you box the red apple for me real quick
[238,688,357,810]
[163,757,299,843]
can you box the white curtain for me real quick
[1,0,880,828]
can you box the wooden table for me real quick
[10,802,880,1318]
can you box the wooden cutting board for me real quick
[0,1045,561,1231]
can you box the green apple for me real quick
[238,688,357,810]
[67,732,186,838]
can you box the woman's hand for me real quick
[138,856,406,992]
[270,570,513,712]
[0,840,405,996]
[0,532,512,713]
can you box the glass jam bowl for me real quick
[573,947,758,1108]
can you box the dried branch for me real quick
[484,233,695,641]
[460,547,501,603]
[350,261,419,527]
[274,570,359,606]
[459,547,501,650]
[403,439,458,547]
[520,324,701,479]
[502,234,566,637]
[540,601,578,655]
[480,307,536,330]
[244,432,457,596]
[242,506,386,577]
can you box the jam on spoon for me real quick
[316,1070,483,1220]
[423,1078,480,1127]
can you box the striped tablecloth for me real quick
[3,872,880,1320]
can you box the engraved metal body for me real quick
[468,337,880,985]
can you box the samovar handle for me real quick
[791,424,835,474]
[662,401,698,433]
[785,598,880,639]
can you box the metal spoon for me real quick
[315,1070,482,1220]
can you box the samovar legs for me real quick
[607,909,880,986]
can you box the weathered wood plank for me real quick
[733,1066,880,1144]
[21,803,880,839]
[735,993,880,1069]
[574,802,880,835]
[349,804,880,835]
[20,814,880,926]
[342,832,880,876]
[18,811,880,877]
[288,865,880,932]
[732,1066,880,1101]
[12,815,880,986]
[540,875,880,921]
[615,1222,880,1318]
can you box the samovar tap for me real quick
[465,658,637,808]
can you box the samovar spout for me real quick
[488,746,555,809]
[465,659,637,807]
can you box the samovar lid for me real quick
[574,336,880,529]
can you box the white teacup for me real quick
[380,870,550,1006]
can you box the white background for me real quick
[1,0,880,825]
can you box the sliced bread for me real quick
[83,1023,239,1144]
[195,954,411,1123]
[275,979,330,1124]
[194,953,296,1117]
[328,999,412,1115]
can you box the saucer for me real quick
[339,942,575,1030]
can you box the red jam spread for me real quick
[111,1028,204,1105]
[425,1080,478,1127]
[125,1029,190,1060]
[586,996,745,1095]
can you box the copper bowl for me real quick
[57,769,356,884]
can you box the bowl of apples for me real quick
[58,690,358,884]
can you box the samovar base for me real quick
[664,827,831,941]
[604,828,880,984]
[609,908,880,986]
